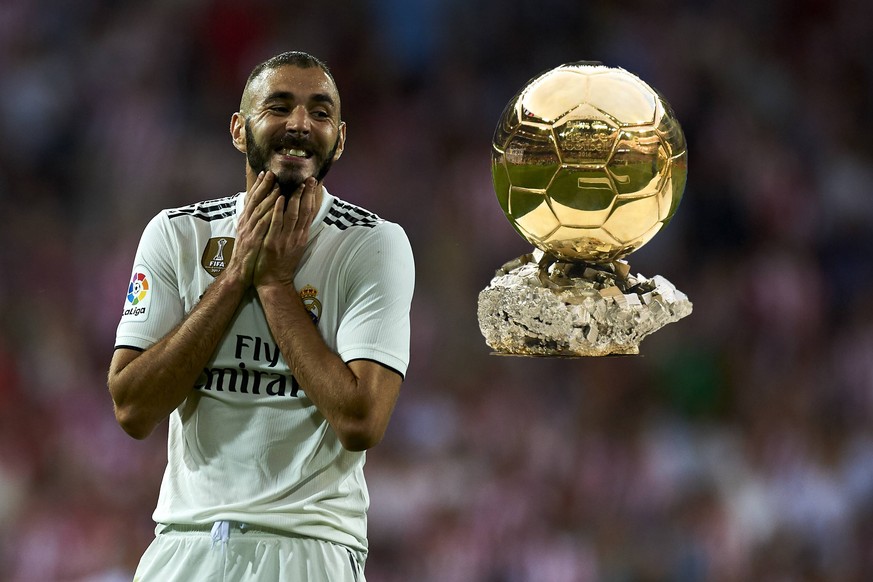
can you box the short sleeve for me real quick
[336,222,415,377]
[114,213,185,350]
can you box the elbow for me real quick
[336,419,386,452]
[340,436,381,452]
[340,435,381,452]
[113,404,155,440]
[108,378,155,440]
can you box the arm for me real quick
[258,284,403,451]
[108,274,249,439]
[108,172,281,439]
[254,179,404,451]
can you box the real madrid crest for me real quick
[299,285,321,325]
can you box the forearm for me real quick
[109,273,248,438]
[256,282,386,450]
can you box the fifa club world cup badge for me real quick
[478,61,692,357]
[201,237,235,277]
[299,285,321,325]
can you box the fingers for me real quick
[265,194,286,242]
[299,177,317,219]
[239,172,279,260]
[262,176,318,245]
[243,171,267,212]
[244,171,281,218]
[283,177,317,227]
[255,178,318,287]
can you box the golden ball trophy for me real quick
[478,62,692,356]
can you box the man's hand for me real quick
[225,171,282,287]
[254,177,318,289]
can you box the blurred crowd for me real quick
[1,0,873,580]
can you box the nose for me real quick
[286,105,310,134]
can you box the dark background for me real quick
[1,0,872,580]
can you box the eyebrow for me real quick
[262,91,336,107]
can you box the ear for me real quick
[333,121,347,162]
[230,112,247,153]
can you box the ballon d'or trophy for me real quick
[478,62,692,356]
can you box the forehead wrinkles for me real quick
[242,66,340,116]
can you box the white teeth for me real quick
[283,148,308,157]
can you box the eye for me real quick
[269,106,289,114]
[312,110,330,119]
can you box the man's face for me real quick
[241,65,345,194]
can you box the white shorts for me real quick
[133,521,366,582]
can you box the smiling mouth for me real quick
[278,147,311,158]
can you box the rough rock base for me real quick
[477,251,692,357]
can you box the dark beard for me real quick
[244,120,339,198]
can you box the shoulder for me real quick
[324,197,383,232]
[324,198,410,253]
[164,193,241,222]
[146,193,241,233]
[139,193,240,249]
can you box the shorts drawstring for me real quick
[211,520,231,551]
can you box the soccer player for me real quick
[108,51,414,581]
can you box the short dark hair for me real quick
[240,51,338,113]
[246,51,336,90]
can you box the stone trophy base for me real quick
[477,250,692,357]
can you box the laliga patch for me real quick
[201,237,235,277]
[122,267,152,322]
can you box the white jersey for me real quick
[114,188,415,555]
